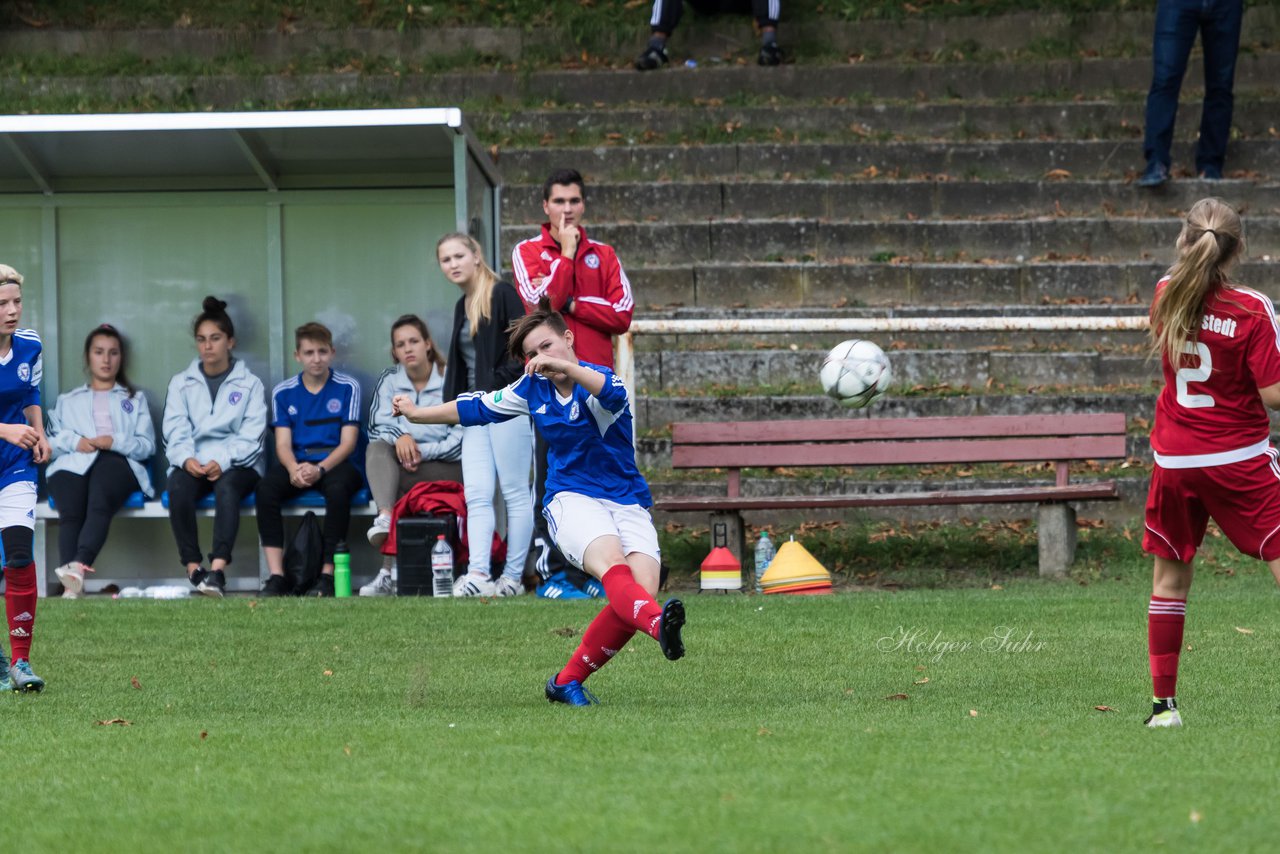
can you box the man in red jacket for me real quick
[510,169,634,368]
[510,168,636,596]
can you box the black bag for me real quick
[284,511,324,596]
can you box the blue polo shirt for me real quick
[270,370,361,463]
[0,329,42,489]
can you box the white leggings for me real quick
[461,417,534,580]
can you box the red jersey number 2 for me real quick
[1176,341,1214,409]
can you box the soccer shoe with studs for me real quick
[1145,698,1182,728]
[545,676,599,707]
[658,598,686,661]
[9,659,45,693]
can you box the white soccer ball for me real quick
[819,339,892,408]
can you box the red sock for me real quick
[1148,595,1186,699]
[5,563,37,662]
[601,564,663,639]
[557,605,636,685]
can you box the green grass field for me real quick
[10,564,1279,852]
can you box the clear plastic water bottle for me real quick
[431,535,454,598]
[753,530,775,593]
[333,541,351,598]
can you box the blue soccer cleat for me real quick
[10,659,45,693]
[545,676,599,707]
[536,572,590,600]
[582,577,605,598]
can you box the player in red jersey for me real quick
[1141,197,1280,727]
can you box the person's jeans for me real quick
[1143,0,1243,173]
[460,418,534,581]
[166,466,259,567]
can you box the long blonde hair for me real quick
[436,232,499,337]
[1149,198,1246,366]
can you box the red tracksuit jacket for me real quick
[510,223,633,368]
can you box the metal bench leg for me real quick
[34,517,48,598]
[710,511,747,576]
[1037,502,1076,577]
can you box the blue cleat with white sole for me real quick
[10,659,45,693]
[545,676,599,707]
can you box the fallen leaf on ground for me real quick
[757,726,772,736]
[551,627,577,637]
[96,718,132,726]
[884,693,909,700]
[1094,705,1116,712]
[323,670,334,677]
[913,677,929,685]
[343,745,352,756]
[200,730,208,740]
[130,676,142,690]
[969,709,979,717]
[1190,810,1202,824]
[1235,627,1254,634]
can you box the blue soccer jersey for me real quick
[0,329,42,489]
[271,369,361,463]
[455,361,651,508]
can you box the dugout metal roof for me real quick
[0,108,500,194]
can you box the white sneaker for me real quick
[366,513,391,547]
[359,567,395,597]
[494,576,524,597]
[453,572,496,598]
[56,561,86,597]
[1145,708,1183,728]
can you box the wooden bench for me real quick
[34,488,375,597]
[652,413,1128,577]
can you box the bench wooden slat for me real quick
[653,481,1119,512]
[672,413,1127,445]
[673,435,1127,469]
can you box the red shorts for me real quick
[1143,448,1280,562]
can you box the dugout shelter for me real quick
[0,108,501,592]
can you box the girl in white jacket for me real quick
[162,296,267,597]
[46,325,156,597]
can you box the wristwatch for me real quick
[317,464,327,476]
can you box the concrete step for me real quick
[634,390,1154,433]
[500,217,1280,267]
[501,179,1280,226]
[8,52,1280,111]
[621,260,1280,308]
[634,348,1160,392]
[496,139,1279,183]
[480,98,1280,148]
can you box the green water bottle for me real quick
[334,541,352,598]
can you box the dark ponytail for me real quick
[193,295,235,339]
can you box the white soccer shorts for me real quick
[0,481,37,530]
[543,492,661,571]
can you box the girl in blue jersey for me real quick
[0,264,50,692]
[162,296,267,598]
[394,300,685,706]
[46,324,156,598]
[437,232,533,599]
[257,321,364,598]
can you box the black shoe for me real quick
[1199,165,1223,180]
[312,574,335,598]
[197,569,225,599]
[635,44,669,71]
[758,42,783,66]
[260,574,291,597]
[1136,161,1169,188]
[657,598,686,661]
[188,567,209,589]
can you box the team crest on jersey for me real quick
[229,392,243,406]
[16,363,29,382]
[287,404,297,416]
[121,399,134,413]
[327,398,342,414]
[584,253,600,269]
[569,401,580,420]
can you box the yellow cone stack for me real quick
[760,540,832,595]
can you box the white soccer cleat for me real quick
[55,562,86,598]
[452,573,496,598]
[366,513,392,548]
[1145,708,1183,728]
[493,576,524,597]
[359,567,395,597]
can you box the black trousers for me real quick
[47,452,142,567]
[167,466,260,567]
[255,459,364,563]
[649,0,780,33]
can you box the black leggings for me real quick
[649,0,779,34]
[167,466,260,567]
[47,451,141,567]
[2,525,33,568]
[255,460,364,563]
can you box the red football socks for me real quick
[601,564,663,639]
[5,563,37,662]
[1148,595,1186,699]
[557,605,636,685]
